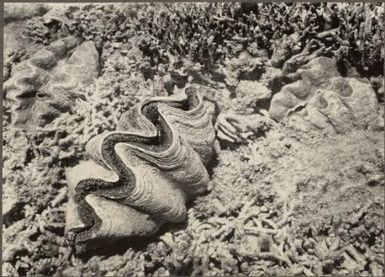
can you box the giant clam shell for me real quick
[269,57,378,133]
[65,86,217,253]
[4,36,100,127]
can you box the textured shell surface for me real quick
[65,85,217,253]
[4,36,100,127]
[269,57,378,133]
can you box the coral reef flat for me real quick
[2,2,384,276]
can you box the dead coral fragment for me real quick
[216,113,274,144]
[65,85,216,253]
[4,36,100,127]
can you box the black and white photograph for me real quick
[2,1,384,276]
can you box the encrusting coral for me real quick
[4,36,100,127]
[65,85,217,252]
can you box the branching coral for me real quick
[65,85,217,252]
[23,3,383,76]
[157,196,297,275]
[4,36,100,127]
[267,3,384,74]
